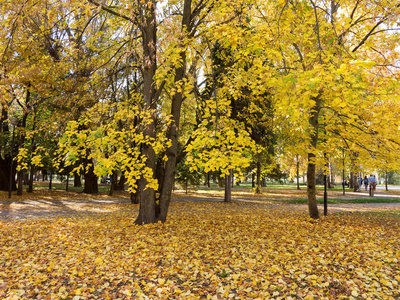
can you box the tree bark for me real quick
[296,154,300,190]
[157,0,193,223]
[74,172,82,187]
[134,0,158,225]
[385,170,388,191]
[117,173,126,191]
[109,171,117,196]
[255,159,261,194]
[66,174,69,192]
[307,96,321,219]
[224,169,232,202]
[82,156,98,194]
[49,171,52,189]
[27,165,34,193]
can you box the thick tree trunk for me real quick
[0,156,17,191]
[109,171,117,196]
[117,173,126,191]
[83,157,98,194]
[134,0,158,225]
[224,169,232,202]
[206,172,210,187]
[74,172,82,187]
[307,96,321,219]
[17,171,24,195]
[131,188,140,204]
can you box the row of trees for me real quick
[1,0,400,223]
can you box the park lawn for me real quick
[1,201,399,299]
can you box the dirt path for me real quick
[1,189,400,222]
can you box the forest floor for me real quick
[0,184,399,222]
[1,184,399,299]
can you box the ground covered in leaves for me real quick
[1,201,399,299]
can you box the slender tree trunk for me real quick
[207,172,210,187]
[296,154,300,190]
[306,96,321,219]
[255,159,261,194]
[385,170,388,191]
[252,172,255,188]
[49,171,52,189]
[224,169,232,202]
[158,0,194,223]
[27,165,34,193]
[66,175,69,192]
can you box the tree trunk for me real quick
[27,165,34,193]
[255,159,261,194]
[49,171,52,189]
[17,171,24,195]
[157,0,193,223]
[0,156,17,191]
[83,157,98,194]
[134,0,158,225]
[109,171,117,196]
[252,172,255,188]
[131,188,140,204]
[385,170,388,191]
[42,169,47,181]
[117,173,126,191]
[349,172,354,189]
[66,175,69,192]
[306,96,321,219]
[296,154,300,190]
[74,172,82,187]
[224,169,232,202]
[207,172,210,187]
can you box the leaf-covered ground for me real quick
[1,201,399,299]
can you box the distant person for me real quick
[363,176,368,191]
[368,174,377,190]
[359,176,363,187]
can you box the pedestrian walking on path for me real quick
[363,176,368,191]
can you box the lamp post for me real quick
[8,117,19,199]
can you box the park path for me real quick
[0,189,399,222]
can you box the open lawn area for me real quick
[1,184,400,299]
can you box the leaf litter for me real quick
[0,201,399,299]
